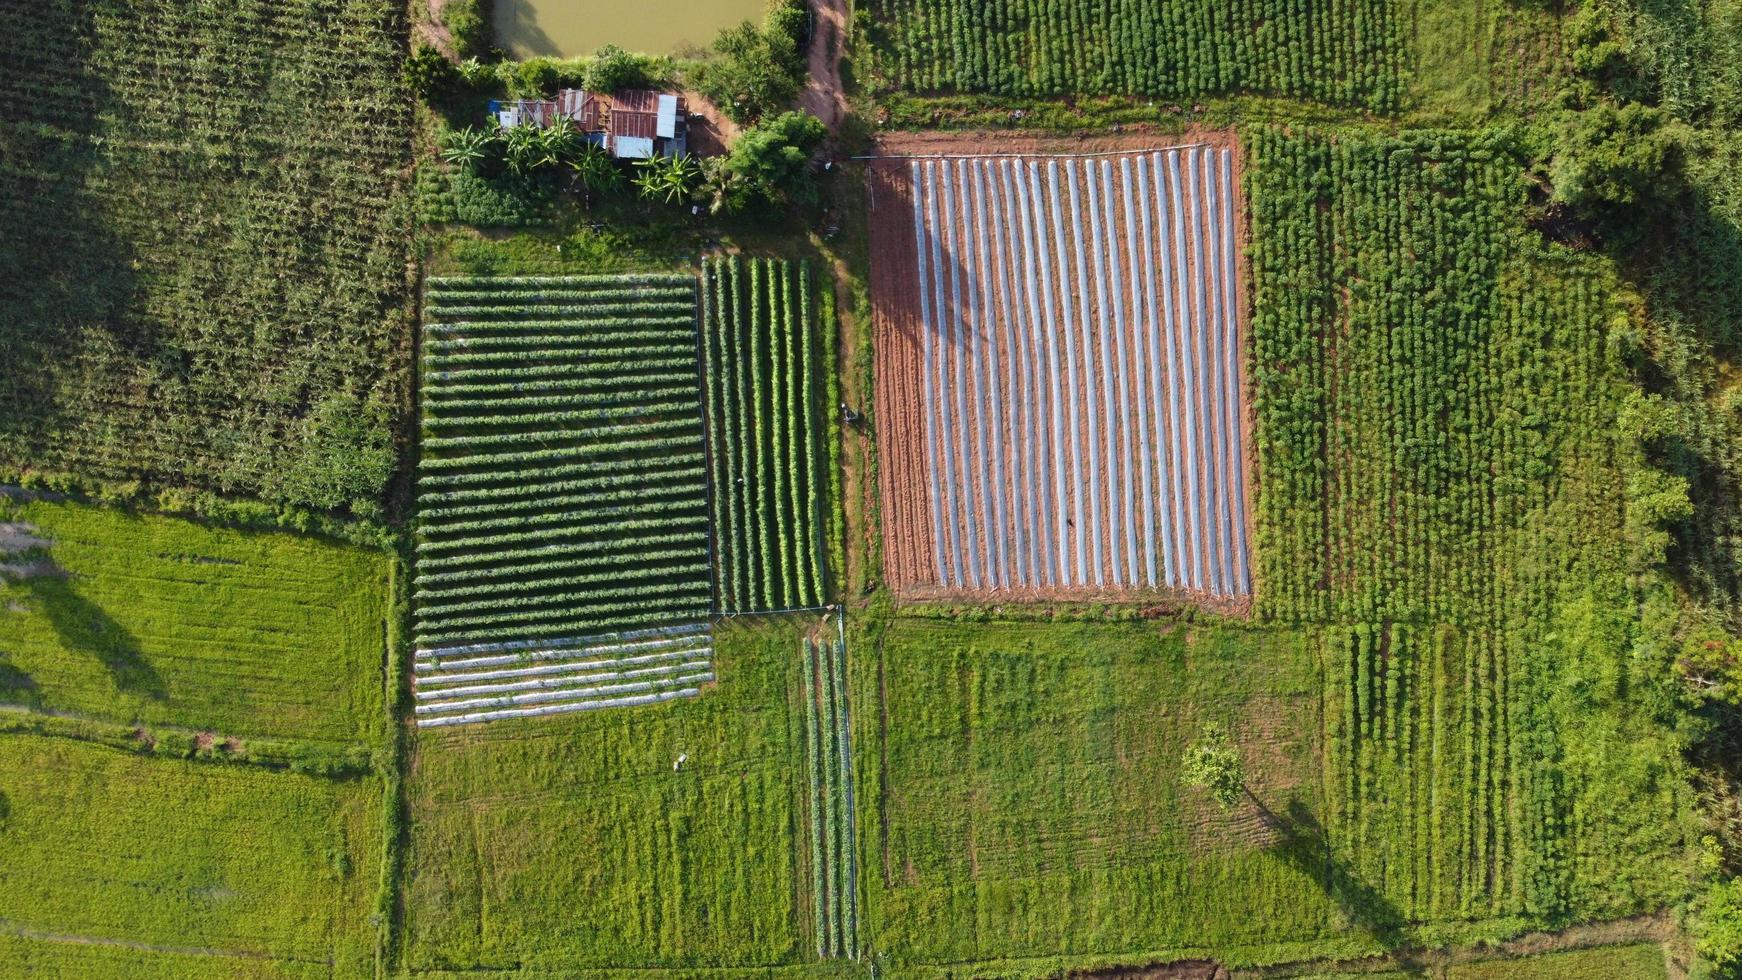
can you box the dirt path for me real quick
[800,0,849,134]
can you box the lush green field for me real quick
[401,618,810,971]
[0,0,410,512]
[0,498,388,742]
[703,257,832,614]
[0,734,380,974]
[863,0,1405,109]
[1248,127,1702,926]
[416,275,713,648]
[859,617,1348,972]
[800,631,858,960]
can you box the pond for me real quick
[494,0,770,59]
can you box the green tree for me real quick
[719,111,827,211]
[1550,102,1690,211]
[502,124,545,178]
[1180,722,1245,810]
[405,44,460,103]
[692,5,806,126]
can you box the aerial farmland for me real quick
[1,0,1739,978]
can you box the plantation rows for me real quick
[415,275,713,650]
[1250,129,1643,920]
[412,624,714,728]
[0,0,410,509]
[865,0,1403,110]
[802,631,858,960]
[702,257,831,613]
[896,149,1251,597]
[1247,130,1613,628]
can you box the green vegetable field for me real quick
[863,0,1405,109]
[416,275,714,648]
[702,257,833,614]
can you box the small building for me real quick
[488,89,690,159]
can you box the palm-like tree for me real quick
[439,125,495,173]
[633,153,701,205]
[501,123,544,178]
[537,117,583,170]
[569,142,622,194]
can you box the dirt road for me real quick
[800,0,849,133]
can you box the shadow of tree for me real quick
[0,655,37,704]
[22,574,164,701]
[1254,795,1416,959]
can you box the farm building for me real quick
[491,89,689,159]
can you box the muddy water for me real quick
[495,0,769,59]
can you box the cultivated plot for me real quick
[415,276,715,718]
[872,142,1253,603]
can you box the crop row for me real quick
[703,256,831,613]
[416,275,712,648]
[866,0,1403,110]
[802,632,858,959]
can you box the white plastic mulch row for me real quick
[907,148,1252,598]
[413,622,713,728]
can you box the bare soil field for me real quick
[868,131,1255,606]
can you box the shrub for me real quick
[1181,722,1245,810]
[1696,877,1742,979]
[441,0,495,61]
[406,44,461,103]
[448,169,556,226]
[585,44,655,92]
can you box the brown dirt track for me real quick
[865,130,1257,614]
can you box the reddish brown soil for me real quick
[867,161,934,592]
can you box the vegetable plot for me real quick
[871,145,1253,602]
[701,256,831,614]
[864,0,1404,111]
[415,275,713,661]
[801,628,858,959]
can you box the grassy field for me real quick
[400,617,814,971]
[0,734,381,975]
[0,0,410,512]
[858,616,1355,972]
[1443,943,1668,978]
[0,498,389,742]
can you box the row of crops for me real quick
[802,630,858,960]
[1250,129,1672,921]
[702,257,832,614]
[900,149,1251,597]
[864,0,1405,110]
[415,275,714,655]
[0,0,409,510]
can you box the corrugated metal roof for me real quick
[613,135,655,159]
[656,94,678,139]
